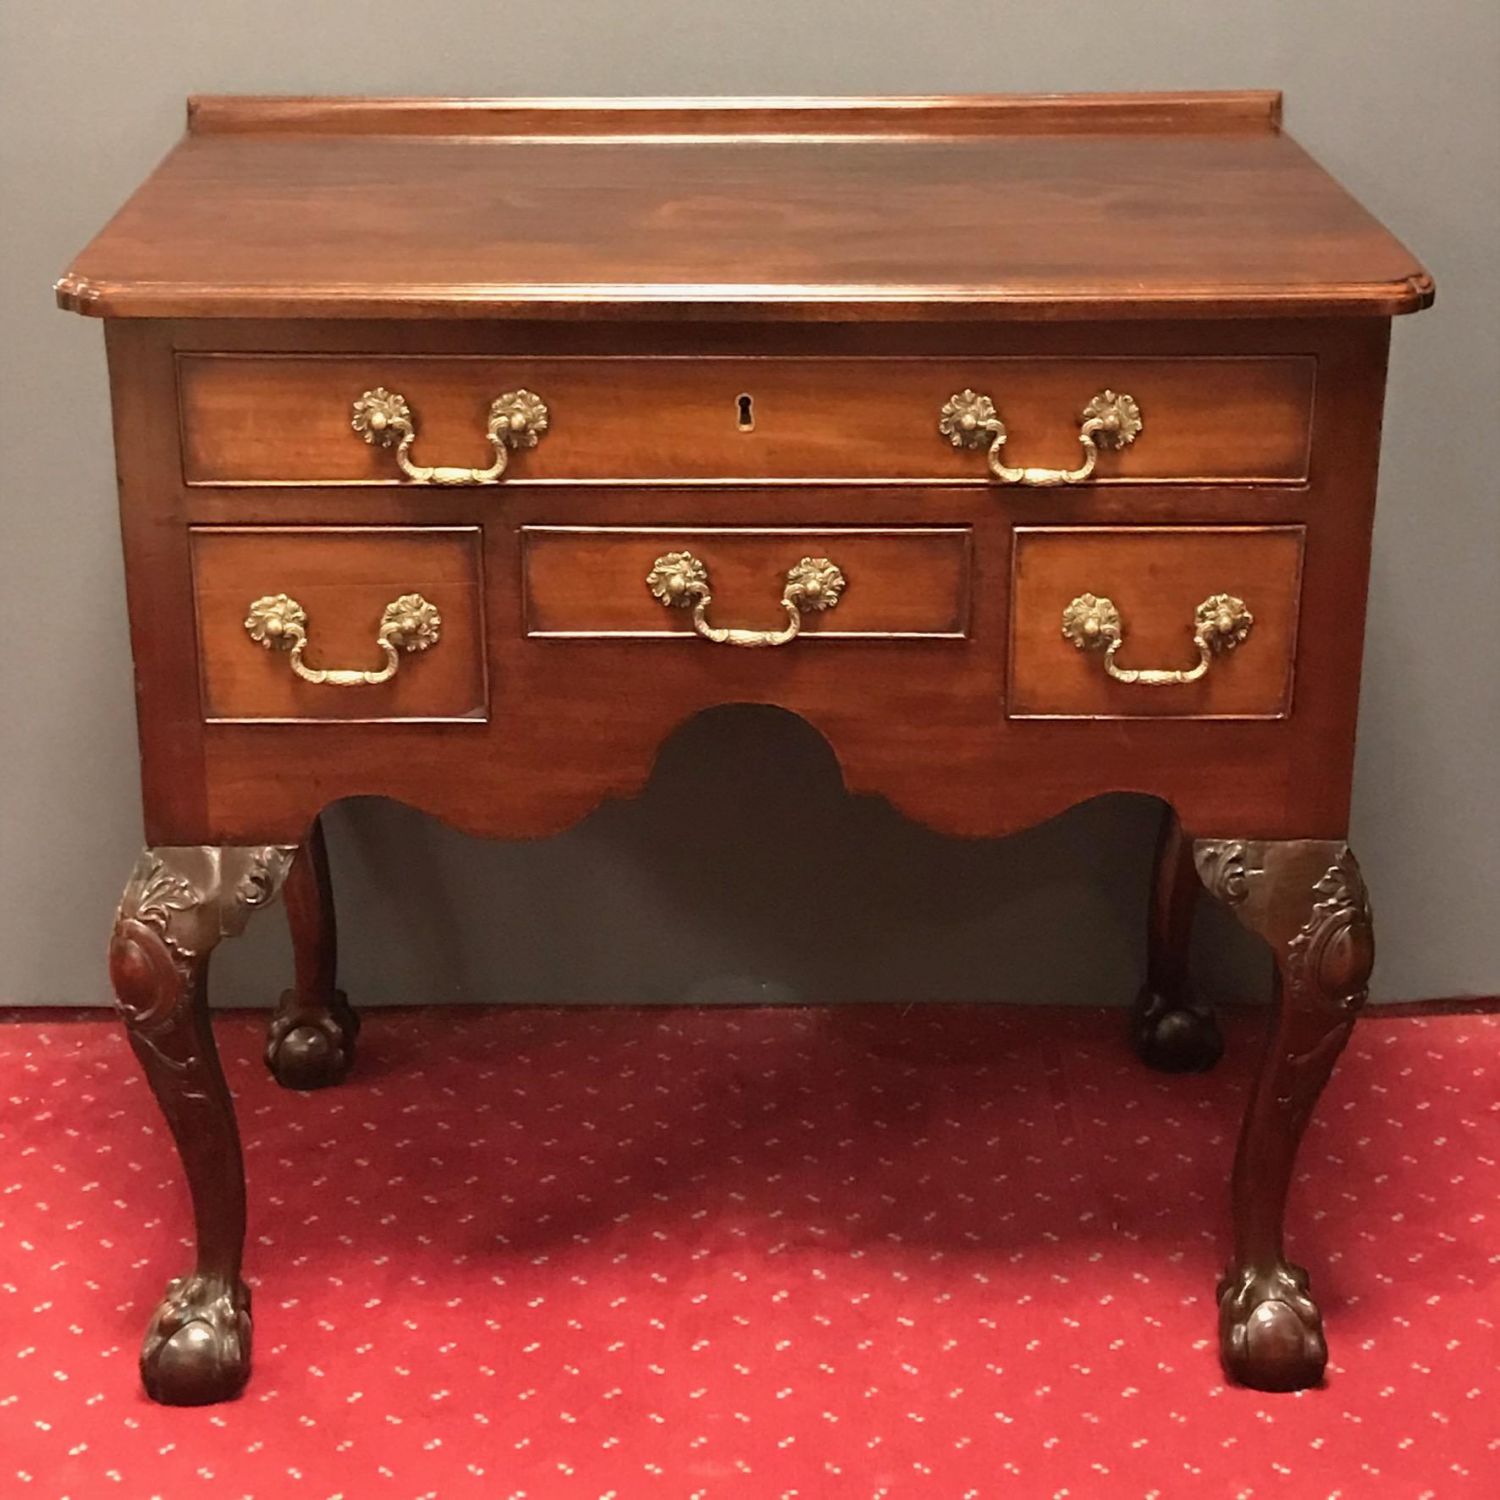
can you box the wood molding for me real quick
[184,91,1285,140]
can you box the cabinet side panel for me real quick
[105,320,211,840]
[1264,317,1391,839]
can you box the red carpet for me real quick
[1,1004,1496,1498]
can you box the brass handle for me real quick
[351,387,548,484]
[940,388,1142,486]
[647,551,846,648]
[244,592,441,685]
[1062,592,1252,685]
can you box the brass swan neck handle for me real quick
[244,593,442,685]
[1062,592,1253,685]
[647,551,846,648]
[351,387,548,484]
[941,388,1142,486]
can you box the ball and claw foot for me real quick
[1132,986,1225,1072]
[265,989,359,1090]
[140,1274,252,1406]
[1218,1261,1327,1391]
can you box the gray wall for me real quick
[2,1,1496,1009]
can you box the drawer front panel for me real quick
[524,527,970,639]
[1009,526,1303,719]
[191,527,486,721]
[179,354,1314,485]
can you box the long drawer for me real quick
[177,354,1315,485]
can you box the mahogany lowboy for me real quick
[61,92,1431,1404]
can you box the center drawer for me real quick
[177,354,1315,485]
[523,527,971,640]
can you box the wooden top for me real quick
[57,93,1433,322]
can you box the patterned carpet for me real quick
[1,1004,1496,1498]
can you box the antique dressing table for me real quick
[57,92,1432,1404]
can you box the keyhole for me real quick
[736,393,755,432]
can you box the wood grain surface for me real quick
[57,96,1430,321]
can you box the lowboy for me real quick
[57,91,1433,1403]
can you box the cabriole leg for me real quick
[1194,838,1374,1392]
[265,815,359,1090]
[1133,803,1224,1071]
[109,844,295,1405]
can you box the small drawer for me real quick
[191,526,486,721]
[178,354,1314,485]
[1009,526,1304,719]
[523,526,971,640]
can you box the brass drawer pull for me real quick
[647,551,845,648]
[351,387,548,484]
[941,388,1141,486]
[1062,592,1252,684]
[244,592,442,685]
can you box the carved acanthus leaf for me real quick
[116,846,297,967]
[1284,851,1373,1016]
[1194,839,1250,907]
